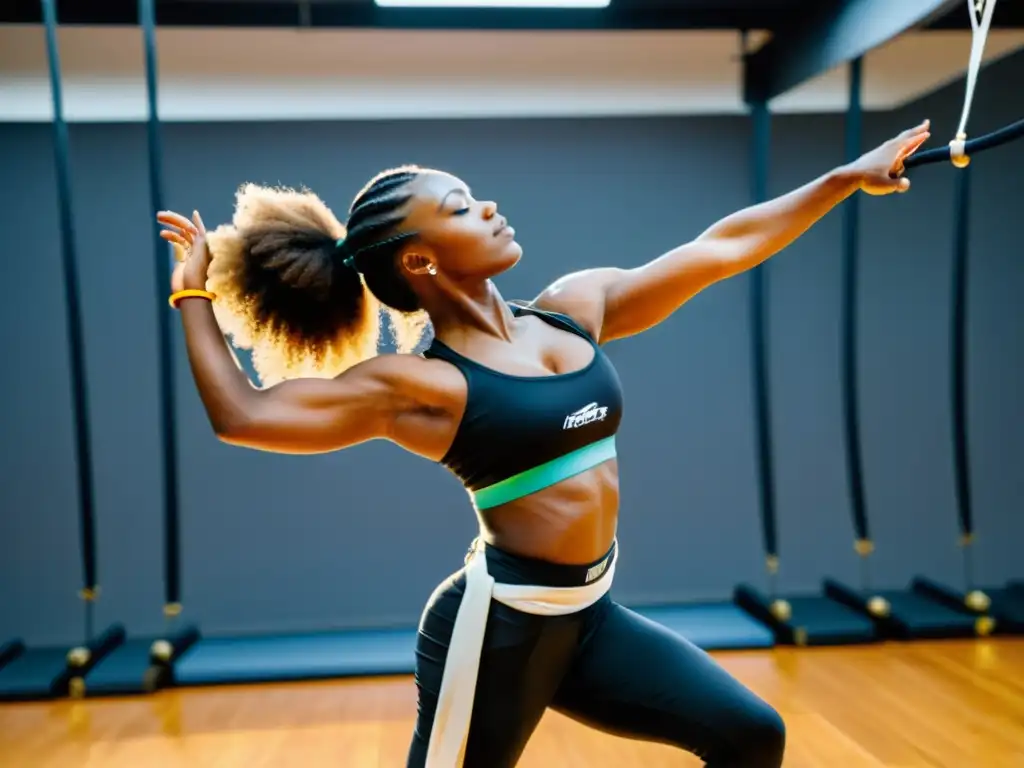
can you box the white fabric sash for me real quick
[424,541,617,768]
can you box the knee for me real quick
[665,693,786,767]
[731,700,786,767]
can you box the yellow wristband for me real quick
[169,289,216,309]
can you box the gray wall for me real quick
[2,51,1021,645]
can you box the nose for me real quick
[481,201,498,219]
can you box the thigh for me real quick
[552,602,785,767]
[407,573,583,768]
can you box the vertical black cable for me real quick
[139,0,182,612]
[950,166,974,577]
[841,58,871,555]
[749,100,778,581]
[41,0,99,633]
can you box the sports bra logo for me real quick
[563,402,608,430]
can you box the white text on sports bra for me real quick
[563,402,608,430]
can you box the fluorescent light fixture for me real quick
[375,0,609,8]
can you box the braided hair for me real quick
[205,166,429,386]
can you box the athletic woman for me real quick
[158,119,930,767]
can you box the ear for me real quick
[399,246,437,277]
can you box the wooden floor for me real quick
[3,639,1024,767]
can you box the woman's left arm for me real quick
[534,120,931,344]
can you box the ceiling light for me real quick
[375,0,609,8]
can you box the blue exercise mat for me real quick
[84,638,155,696]
[635,603,775,650]
[987,586,1024,633]
[0,639,24,670]
[174,627,418,685]
[781,594,878,644]
[881,590,981,637]
[171,603,772,687]
[0,647,68,701]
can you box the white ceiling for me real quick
[0,25,1021,122]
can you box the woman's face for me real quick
[398,171,522,281]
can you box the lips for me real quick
[494,218,509,237]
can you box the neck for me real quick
[422,278,516,344]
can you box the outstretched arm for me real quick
[534,120,931,344]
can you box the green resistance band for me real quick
[472,436,617,510]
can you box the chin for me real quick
[485,241,523,277]
[506,239,523,263]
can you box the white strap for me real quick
[955,0,998,142]
[424,544,616,768]
[424,553,493,768]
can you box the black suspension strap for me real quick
[840,57,875,585]
[949,166,981,601]
[138,0,184,626]
[901,0,1023,613]
[905,118,1024,170]
[41,0,99,642]
[748,98,780,595]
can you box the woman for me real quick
[158,119,930,768]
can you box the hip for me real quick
[419,538,617,641]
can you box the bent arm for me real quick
[178,299,415,454]
[534,165,861,344]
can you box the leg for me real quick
[552,601,785,767]
[407,572,584,768]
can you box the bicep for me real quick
[533,240,739,345]
[219,358,412,454]
[600,240,735,340]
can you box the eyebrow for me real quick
[439,187,472,209]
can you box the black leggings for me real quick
[407,543,785,767]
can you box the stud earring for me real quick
[427,263,437,276]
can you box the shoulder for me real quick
[352,351,464,405]
[356,352,460,393]
[529,267,627,344]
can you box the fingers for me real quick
[159,226,193,246]
[897,131,931,161]
[160,230,191,248]
[170,242,189,262]
[898,119,930,140]
[161,232,191,263]
[157,210,197,232]
[886,130,931,180]
[156,210,206,273]
[157,211,201,247]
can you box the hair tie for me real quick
[336,236,359,272]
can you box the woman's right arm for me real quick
[178,299,427,454]
[161,209,447,456]
[180,292,449,454]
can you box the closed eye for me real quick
[440,187,474,215]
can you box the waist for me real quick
[475,537,617,589]
[470,435,618,511]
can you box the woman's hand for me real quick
[849,119,931,196]
[158,210,212,293]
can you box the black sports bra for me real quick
[423,302,624,497]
